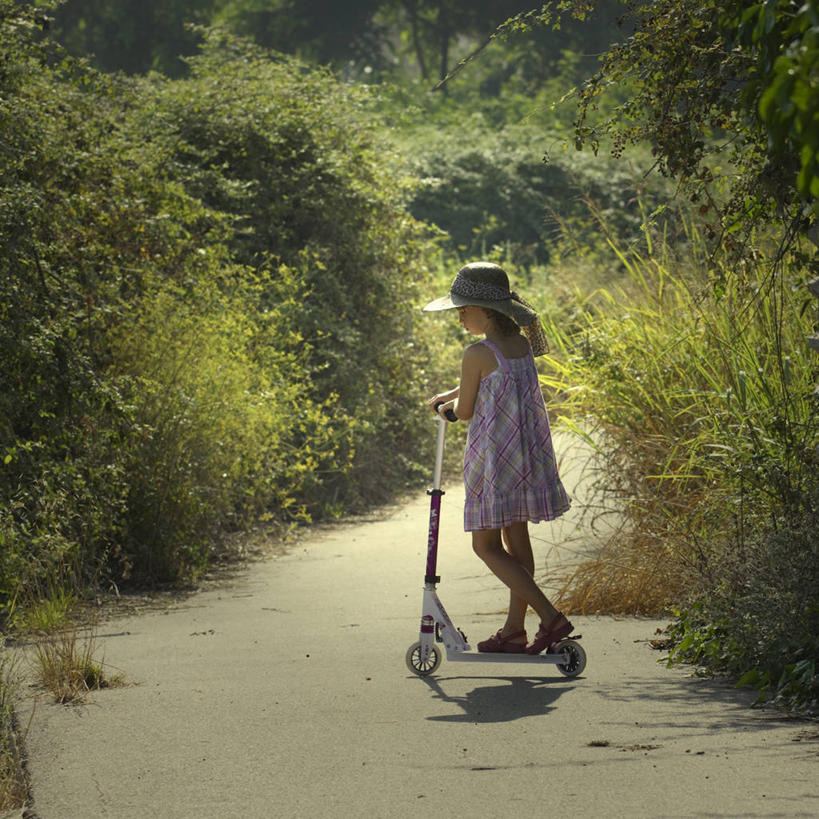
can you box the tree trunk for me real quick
[437,1,450,94]
[404,0,429,81]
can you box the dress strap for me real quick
[480,339,507,370]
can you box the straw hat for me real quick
[423,262,549,355]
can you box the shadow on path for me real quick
[592,672,808,736]
[421,675,576,723]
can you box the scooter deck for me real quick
[444,647,580,665]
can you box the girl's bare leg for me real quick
[501,524,534,632]
[472,524,559,636]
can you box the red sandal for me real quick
[526,613,573,655]
[477,628,528,653]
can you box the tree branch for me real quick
[431,31,494,92]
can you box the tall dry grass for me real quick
[539,233,818,616]
[0,647,27,811]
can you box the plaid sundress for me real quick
[463,339,570,531]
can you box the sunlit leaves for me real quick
[0,6,444,607]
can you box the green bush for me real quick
[0,8,446,615]
[1,8,139,609]
[383,108,672,267]
[131,31,445,510]
[668,487,819,712]
[108,269,334,580]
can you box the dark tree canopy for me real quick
[570,0,818,253]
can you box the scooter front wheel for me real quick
[553,638,587,677]
[405,641,442,676]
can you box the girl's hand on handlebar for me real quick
[434,399,457,421]
[427,389,458,414]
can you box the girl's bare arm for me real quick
[452,344,486,420]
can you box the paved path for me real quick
[11,459,819,818]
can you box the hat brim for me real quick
[423,293,537,326]
[422,293,500,313]
[422,294,456,312]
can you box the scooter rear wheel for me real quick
[406,641,442,676]
[553,639,587,677]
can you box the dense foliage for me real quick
[531,0,819,710]
[572,0,818,247]
[2,0,816,716]
[392,116,669,265]
[539,225,818,709]
[0,4,445,615]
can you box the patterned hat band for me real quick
[450,273,510,302]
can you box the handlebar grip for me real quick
[433,401,458,423]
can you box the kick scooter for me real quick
[405,406,587,678]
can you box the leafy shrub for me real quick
[0,9,447,613]
[387,113,672,267]
[372,55,673,271]
[667,487,819,713]
[1,8,140,611]
[129,32,445,509]
[108,265,355,580]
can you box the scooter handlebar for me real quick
[433,401,458,423]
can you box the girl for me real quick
[424,262,574,655]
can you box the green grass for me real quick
[33,629,122,705]
[18,586,76,634]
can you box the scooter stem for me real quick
[432,414,447,492]
[424,417,448,584]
